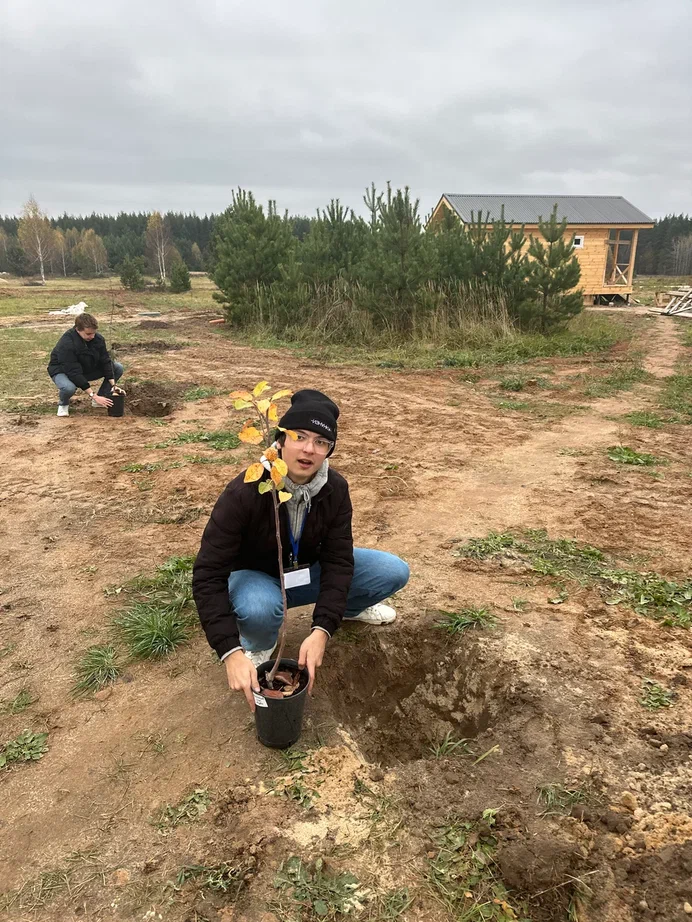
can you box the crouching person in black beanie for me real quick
[193,388,410,710]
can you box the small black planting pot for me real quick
[107,393,125,417]
[254,658,309,749]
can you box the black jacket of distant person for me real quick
[47,328,115,391]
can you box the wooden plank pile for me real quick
[651,286,692,318]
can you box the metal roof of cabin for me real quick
[442,194,653,225]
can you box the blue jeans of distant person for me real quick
[51,362,124,406]
[228,548,410,652]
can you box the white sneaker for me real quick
[57,405,69,417]
[346,602,397,625]
[244,644,277,668]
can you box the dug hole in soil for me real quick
[312,623,692,921]
[122,380,186,417]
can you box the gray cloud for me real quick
[1,0,690,218]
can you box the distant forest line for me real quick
[0,208,690,277]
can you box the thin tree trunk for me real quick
[266,489,288,687]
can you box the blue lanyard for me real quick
[287,514,307,567]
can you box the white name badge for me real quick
[284,566,311,589]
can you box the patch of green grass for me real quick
[155,788,211,831]
[602,569,692,628]
[172,859,253,898]
[72,645,122,695]
[283,778,320,809]
[127,555,195,609]
[494,397,531,411]
[583,364,650,398]
[273,856,372,919]
[498,376,526,392]
[536,782,590,816]
[240,314,635,371]
[121,461,165,473]
[184,453,237,465]
[435,607,497,635]
[0,729,49,769]
[607,445,661,466]
[152,429,241,450]
[659,372,692,422]
[371,887,413,920]
[640,679,675,710]
[622,411,669,429]
[114,602,197,659]
[1,687,37,714]
[183,385,223,401]
[456,529,692,628]
[277,747,311,774]
[429,731,472,759]
[427,818,531,921]
[456,530,605,580]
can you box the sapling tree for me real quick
[232,381,297,692]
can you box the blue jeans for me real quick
[228,548,410,652]
[51,361,124,406]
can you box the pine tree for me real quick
[120,256,146,290]
[211,189,295,315]
[300,199,368,283]
[169,260,191,292]
[527,205,583,331]
[363,183,437,297]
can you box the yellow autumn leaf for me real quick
[272,457,287,477]
[252,380,270,397]
[268,403,279,423]
[264,447,278,462]
[238,426,263,445]
[271,388,292,401]
[278,491,292,503]
[258,480,273,494]
[244,462,264,483]
[256,398,271,415]
[277,427,298,440]
[229,390,252,400]
[233,398,252,410]
[270,466,284,487]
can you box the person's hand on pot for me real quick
[298,629,328,695]
[224,649,260,712]
[93,394,113,408]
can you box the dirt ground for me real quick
[1,304,691,922]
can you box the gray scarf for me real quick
[283,459,329,551]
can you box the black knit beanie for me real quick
[278,389,339,453]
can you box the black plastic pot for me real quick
[107,393,125,417]
[254,658,309,749]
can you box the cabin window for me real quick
[573,235,584,248]
[605,229,635,285]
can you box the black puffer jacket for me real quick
[47,328,114,390]
[193,468,354,658]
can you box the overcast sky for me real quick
[2,0,691,220]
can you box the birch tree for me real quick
[53,229,68,276]
[146,211,173,282]
[80,228,108,275]
[17,196,54,284]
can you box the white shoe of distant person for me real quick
[347,602,397,624]
[244,644,277,668]
[57,405,69,417]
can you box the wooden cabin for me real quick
[428,194,654,303]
